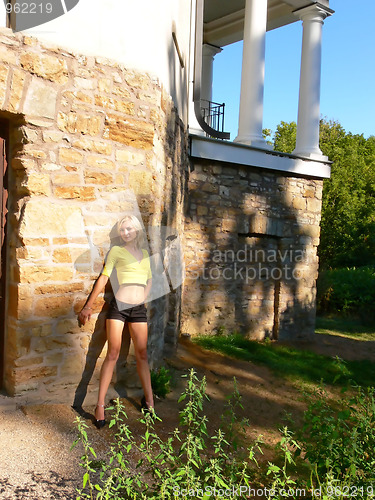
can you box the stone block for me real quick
[128,170,153,194]
[35,282,84,295]
[20,200,85,238]
[14,366,58,385]
[0,45,17,65]
[23,78,58,119]
[34,295,74,318]
[98,78,111,93]
[53,173,81,185]
[74,76,96,90]
[41,162,61,171]
[292,197,306,211]
[14,356,44,368]
[21,148,47,159]
[57,112,102,136]
[55,186,96,201]
[304,187,315,198]
[20,52,68,83]
[63,90,92,104]
[84,171,113,185]
[0,66,9,107]
[124,72,150,91]
[104,114,154,149]
[8,69,26,112]
[112,85,131,99]
[59,354,84,377]
[73,139,112,155]
[86,156,115,170]
[115,149,145,165]
[11,157,36,171]
[25,173,51,196]
[56,318,83,335]
[197,205,208,216]
[249,215,268,234]
[306,198,322,213]
[8,284,33,320]
[22,237,49,246]
[44,352,64,365]
[59,148,84,164]
[19,265,74,284]
[95,95,135,115]
[23,36,37,46]
[298,224,320,238]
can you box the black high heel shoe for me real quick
[141,396,154,415]
[94,404,106,429]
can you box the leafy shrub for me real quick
[151,366,172,398]
[295,385,375,487]
[317,266,375,324]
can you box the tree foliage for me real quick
[274,119,375,269]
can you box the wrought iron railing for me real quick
[200,100,226,137]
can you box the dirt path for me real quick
[1,333,374,499]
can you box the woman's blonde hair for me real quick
[117,215,145,248]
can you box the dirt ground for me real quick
[1,332,375,499]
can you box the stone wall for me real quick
[0,29,188,399]
[182,160,323,340]
[0,28,325,401]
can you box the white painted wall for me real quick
[1,0,193,122]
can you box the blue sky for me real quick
[213,0,375,141]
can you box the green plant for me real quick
[73,369,261,499]
[266,427,302,499]
[317,267,375,324]
[295,384,375,487]
[194,333,375,387]
[316,316,375,342]
[151,366,172,398]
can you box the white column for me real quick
[234,0,270,148]
[201,44,222,103]
[293,4,333,159]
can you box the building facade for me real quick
[0,0,333,401]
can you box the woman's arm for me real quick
[78,274,109,325]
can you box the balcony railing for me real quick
[200,99,226,137]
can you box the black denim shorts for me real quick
[107,297,148,323]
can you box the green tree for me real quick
[274,119,375,269]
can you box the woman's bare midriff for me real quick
[115,284,146,304]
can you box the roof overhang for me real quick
[190,135,331,179]
[204,0,331,46]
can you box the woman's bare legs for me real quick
[95,318,124,421]
[128,322,154,408]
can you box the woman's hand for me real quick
[78,306,92,325]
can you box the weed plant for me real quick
[73,370,261,499]
[151,366,172,399]
[73,370,375,499]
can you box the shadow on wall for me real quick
[183,161,320,341]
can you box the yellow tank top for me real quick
[102,246,152,286]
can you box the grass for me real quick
[316,315,375,341]
[193,320,375,388]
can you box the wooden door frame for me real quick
[0,121,9,389]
